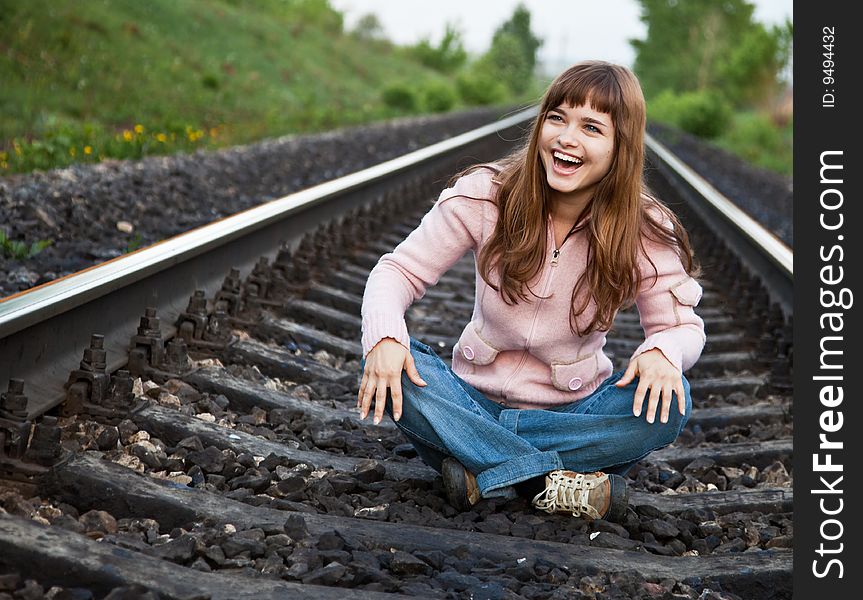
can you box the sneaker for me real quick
[441,457,481,511]
[531,470,628,522]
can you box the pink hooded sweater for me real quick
[361,169,706,410]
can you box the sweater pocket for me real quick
[550,354,599,392]
[670,277,703,306]
[454,322,500,366]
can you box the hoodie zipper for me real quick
[500,219,566,400]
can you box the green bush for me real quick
[421,82,456,113]
[455,70,506,106]
[409,24,467,74]
[381,84,418,111]
[648,90,732,139]
[717,112,792,175]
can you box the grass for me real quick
[0,0,504,175]
[714,112,793,177]
[0,230,52,259]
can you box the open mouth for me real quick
[552,151,582,175]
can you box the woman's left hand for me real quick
[615,348,686,424]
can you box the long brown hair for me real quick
[469,61,699,335]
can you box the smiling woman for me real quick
[540,103,614,230]
[358,60,705,523]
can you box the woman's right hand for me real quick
[358,338,427,424]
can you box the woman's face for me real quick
[539,102,615,206]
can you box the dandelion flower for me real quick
[156,133,167,143]
[84,146,92,155]
[123,130,133,141]
[134,124,144,134]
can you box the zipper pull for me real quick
[551,249,559,266]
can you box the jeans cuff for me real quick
[475,450,563,496]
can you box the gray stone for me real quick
[301,562,348,585]
[153,533,198,563]
[389,550,433,576]
[643,518,680,539]
[186,446,224,473]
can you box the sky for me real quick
[330,0,792,74]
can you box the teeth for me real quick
[553,151,582,164]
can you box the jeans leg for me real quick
[362,338,563,496]
[500,370,692,475]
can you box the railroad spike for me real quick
[244,256,272,299]
[162,338,191,374]
[1,380,31,463]
[62,334,110,416]
[128,308,165,378]
[177,290,209,343]
[0,418,30,462]
[24,415,63,467]
[203,309,232,344]
[0,379,29,421]
[106,369,136,411]
[214,268,242,317]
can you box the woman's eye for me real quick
[585,124,600,133]
[547,114,563,122]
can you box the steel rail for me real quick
[0,108,536,417]
[645,133,793,318]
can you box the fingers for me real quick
[405,354,427,388]
[632,376,649,417]
[644,382,662,424]
[616,361,636,387]
[359,375,375,420]
[634,376,685,424]
[389,376,403,422]
[676,381,687,416]
[659,383,673,424]
[357,372,368,409]
[373,379,388,425]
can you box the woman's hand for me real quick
[615,348,686,424]
[358,338,426,424]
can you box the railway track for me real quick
[0,112,793,599]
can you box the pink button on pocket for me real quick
[462,346,475,361]
[568,377,583,391]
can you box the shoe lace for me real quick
[532,471,607,519]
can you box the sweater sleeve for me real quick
[360,171,491,357]
[629,224,706,372]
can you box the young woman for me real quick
[357,61,705,522]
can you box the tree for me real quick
[480,32,531,94]
[718,23,783,106]
[480,3,542,94]
[410,23,467,74]
[493,4,541,77]
[351,13,386,43]
[631,0,786,106]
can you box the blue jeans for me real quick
[364,338,692,498]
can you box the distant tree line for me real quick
[355,3,544,111]
[631,0,792,140]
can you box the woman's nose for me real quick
[557,127,580,147]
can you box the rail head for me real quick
[645,133,793,278]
